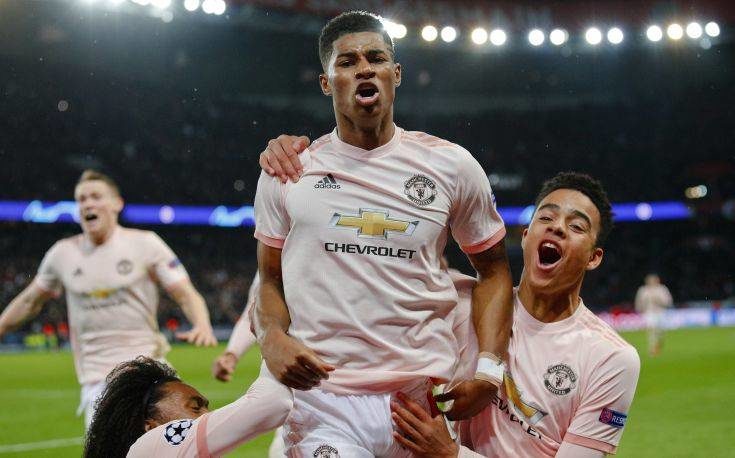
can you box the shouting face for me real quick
[320,31,401,128]
[521,189,604,295]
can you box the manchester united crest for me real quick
[404,174,437,206]
[543,363,577,396]
[313,444,339,458]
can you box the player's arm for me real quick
[0,281,54,337]
[255,242,334,390]
[258,135,311,183]
[556,442,607,457]
[212,312,255,382]
[166,280,218,347]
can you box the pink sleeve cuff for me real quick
[564,432,618,454]
[254,231,285,249]
[196,413,212,457]
[461,227,506,255]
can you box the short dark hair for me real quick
[318,11,395,70]
[533,172,613,247]
[84,357,180,458]
[77,169,121,196]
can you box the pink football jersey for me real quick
[255,126,505,394]
[35,227,188,384]
[460,293,640,456]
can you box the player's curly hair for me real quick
[318,11,395,70]
[83,357,180,458]
[534,172,614,247]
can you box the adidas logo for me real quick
[314,173,341,189]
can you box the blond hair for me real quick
[77,169,121,196]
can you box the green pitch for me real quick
[0,327,733,457]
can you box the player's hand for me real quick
[259,135,311,183]
[434,379,497,421]
[261,330,334,390]
[176,325,218,347]
[391,392,459,457]
[212,351,238,382]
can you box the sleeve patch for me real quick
[163,419,193,446]
[599,408,627,428]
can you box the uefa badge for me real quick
[404,174,437,206]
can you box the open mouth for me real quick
[355,83,379,106]
[84,214,98,222]
[538,241,562,267]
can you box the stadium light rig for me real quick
[471,27,488,45]
[686,22,703,39]
[421,25,438,42]
[528,29,545,47]
[489,29,507,46]
[184,0,200,12]
[667,23,684,40]
[440,26,457,43]
[705,21,720,37]
[607,27,624,45]
[585,27,602,45]
[549,28,568,46]
[646,25,664,42]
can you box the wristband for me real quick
[474,352,505,388]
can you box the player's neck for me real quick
[85,224,118,246]
[335,113,395,150]
[517,278,583,323]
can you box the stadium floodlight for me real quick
[667,23,683,40]
[607,27,624,44]
[646,25,663,41]
[212,0,226,15]
[549,28,568,46]
[471,27,488,45]
[382,20,407,40]
[151,0,171,8]
[489,29,507,46]
[686,22,703,39]
[585,27,602,45]
[440,26,457,43]
[705,21,720,37]
[201,0,215,14]
[184,0,200,11]
[421,25,438,42]
[528,29,545,46]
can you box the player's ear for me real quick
[112,196,124,213]
[586,247,604,271]
[319,73,332,96]
[144,418,159,432]
[520,227,529,249]
[393,62,402,87]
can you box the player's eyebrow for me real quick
[191,395,209,408]
[537,203,592,227]
[336,49,388,59]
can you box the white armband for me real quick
[474,352,505,388]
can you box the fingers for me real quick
[392,432,422,453]
[259,152,275,176]
[298,352,336,378]
[391,410,423,447]
[281,371,321,390]
[396,392,432,422]
[293,136,311,152]
[433,390,457,403]
[268,137,300,182]
[175,331,192,342]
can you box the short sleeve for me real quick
[449,148,506,254]
[35,243,63,297]
[254,171,290,248]
[564,347,641,454]
[146,233,189,288]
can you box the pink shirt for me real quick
[224,273,259,358]
[460,293,640,456]
[255,126,505,394]
[127,363,292,457]
[35,227,188,384]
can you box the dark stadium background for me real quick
[0,0,732,333]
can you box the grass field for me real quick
[1,327,734,457]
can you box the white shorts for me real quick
[77,381,107,429]
[283,380,433,458]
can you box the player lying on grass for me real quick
[390,172,641,457]
[84,356,291,458]
[0,170,217,428]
